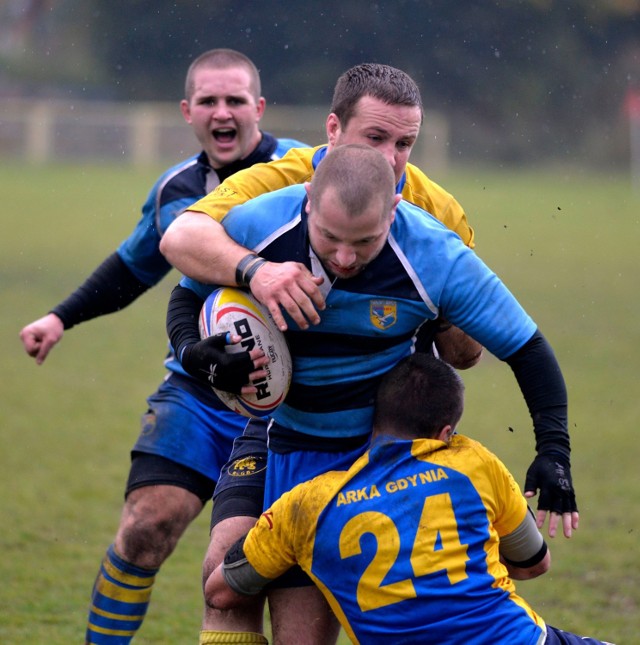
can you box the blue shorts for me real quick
[132,373,249,483]
[546,626,614,645]
[264,441,368,508]
[211,420,370,568]
[212,420,370,518]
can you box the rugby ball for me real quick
[199,287,292,418]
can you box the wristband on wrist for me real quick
[244,257,267,285]
[235,253,267,287]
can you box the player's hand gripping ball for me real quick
[200,287,292,418]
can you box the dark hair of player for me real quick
[373,353,465,440]
[330,63,424,127]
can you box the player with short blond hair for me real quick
[19,48,306,644]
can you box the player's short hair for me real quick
[330,63,424,126]
[309,144,396,217]
[374,354,465,439]
[184,48,262,101]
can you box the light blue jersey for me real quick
[182,184,536,441]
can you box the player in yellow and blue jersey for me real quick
[19,49,306,645]
[205,353,612,645]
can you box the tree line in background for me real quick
[1,0,638,165]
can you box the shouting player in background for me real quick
[19,48,307,645]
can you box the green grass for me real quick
[1,161,638,643]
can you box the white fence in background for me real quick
[0,98,448,173]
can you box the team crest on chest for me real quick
[370,299,397,330]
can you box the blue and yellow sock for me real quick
[199,631,268,644]
[85,544,158,644]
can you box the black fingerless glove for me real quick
[524,454,578,515]
[180,333,254,394]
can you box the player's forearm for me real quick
[504,329,570,458]
[160,211,251,285]
[204,535,273,609]
[166,284,204,358]
[503,549,551,580]
[51,252,149,329]
[204,565,258,610]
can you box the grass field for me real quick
[1,161,638,643]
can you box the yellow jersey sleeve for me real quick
[460,437,528,537]
[188,145,475,248]
[403,163,475,248]
[242,470,347,580]
[242,480,318,580]
[188,146,319,223]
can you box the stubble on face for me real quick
[327,96,421,184]
[307,186,394,280]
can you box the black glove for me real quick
[524,454,578,515]
[180,333,254,394]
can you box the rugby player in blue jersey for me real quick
[206,353,610,645]
[163,62,489,645]
[167,144,578,644]
[19,49,307,645]
[162,63,483,372]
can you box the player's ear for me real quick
[389,194,402,225]
[437,424,454,443]
[304,182,312,212]
[326,113,341,146]
[180,99,192,124]
[254,96,266,121]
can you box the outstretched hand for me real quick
[249,261,325,331]
[524,454,579,538]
